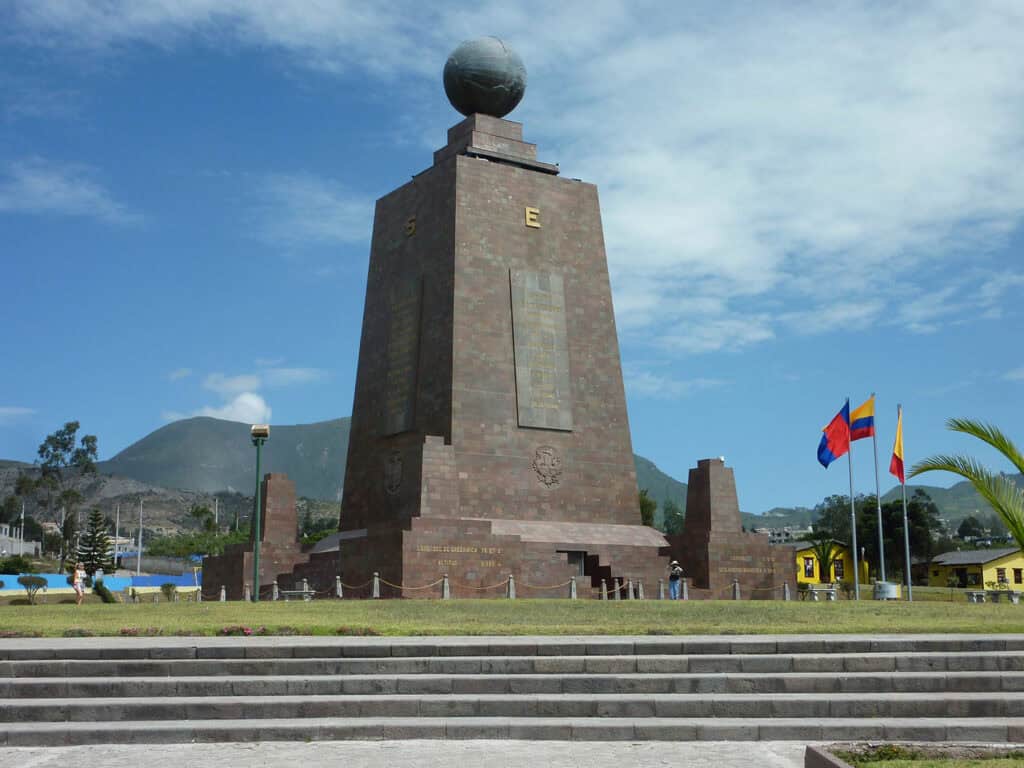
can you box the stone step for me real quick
[1,716,1022,746]
[4,650,1023,678]
[3,670,1022,698]
[2,692,1022,722]
[2,635,1022,661]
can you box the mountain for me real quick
[99,416,689,513]
[99,417,351,502]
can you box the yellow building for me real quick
[927,547,1024,589]
[792,541,869,586]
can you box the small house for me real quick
[927,548,1024,589]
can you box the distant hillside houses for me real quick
[751,525,813,545]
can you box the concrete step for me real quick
[5,651,1023,678]
[1,716,1022,746]
[3,692,1022,722]
[2,635,1023,661]
[3,670,1022,698]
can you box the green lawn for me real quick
[1,598,1023,637]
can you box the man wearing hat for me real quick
[668,560,684,600]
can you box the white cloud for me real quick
[0,158,139,224]
[0,407,36,424]
[263,367,326,387]
[196,392,272,424]
[203,373,262,396]
[11,1,1024,354]
[167,368,192,381]
[251,173,371,247]
[1004,367,1024,382]
[624,370,725,399]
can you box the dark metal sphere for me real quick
[443,37,526,118]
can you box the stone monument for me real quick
[339,38,668,597]
[665,458,791,598]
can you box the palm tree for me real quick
[800,530,839,584]
[910,418,1024,550]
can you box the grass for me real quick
[835,744,1024,767]
[1,598,1023,637]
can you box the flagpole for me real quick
[899,404,913,602]
[846,398,860,600]
[870,393,886,583]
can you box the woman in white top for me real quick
[72,562,86,606]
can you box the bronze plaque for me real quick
[382,277,422,435]
[510,270,573,431]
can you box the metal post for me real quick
[569,576,577,600]
[251,437,265,601]
[336,575,343,599]
[507,574,516,599]
[137,499,143,577]
[897,404,913,602]
[372,572,380,599]
[613,577,621,600]
[600,579,607,600]
[658,578,665,600]
[846,404,861,600]
[869,395,886,583]
[20,502,25,556]
[732,578,740,600]
[442,574,450,599]
[113,504,119,568]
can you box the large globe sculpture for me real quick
[443,37,526,118]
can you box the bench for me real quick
[807,586,837,602]
[985,590,1021,604]
[278,589,315,602]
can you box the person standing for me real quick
[72,562,86,606]
[668,560,683,600]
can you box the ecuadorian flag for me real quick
[850,395,876,442]
[817,401,851,468]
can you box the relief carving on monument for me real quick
[532,445,563,488]
[382,277,422,435]
[510,269,573,431]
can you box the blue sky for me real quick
[1,1,1022,514]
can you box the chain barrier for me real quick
[449,579,509,591]
[379,577,445,591]
[517,579,573,591]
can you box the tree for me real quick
[911,418,1024,550]
[800,529,839,584]
[638,489,657,527]
[35,421,98,570]
[0,555,34,574]
[662,498,685,535]
[957,515,985,540]
[76,509,113,577]
[17,575,47,605]
[189,505,216,533]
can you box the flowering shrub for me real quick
[219,625,267,636]
[119,627,139,636]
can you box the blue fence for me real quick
[0,572,202,592]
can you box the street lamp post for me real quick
[250,424,270,601]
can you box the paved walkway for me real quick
[0,741,808,768]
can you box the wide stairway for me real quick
[0,635,1022,746]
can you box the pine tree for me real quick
[76,509,113,577]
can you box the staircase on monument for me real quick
[582,553,623,598]
[1,635,1023,746]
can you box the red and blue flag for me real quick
[817,401,851,468]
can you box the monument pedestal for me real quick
[339,115,668,596]
[665,459,791,599]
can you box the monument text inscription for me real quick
[382,277,422,435]
[510,270,573,431]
